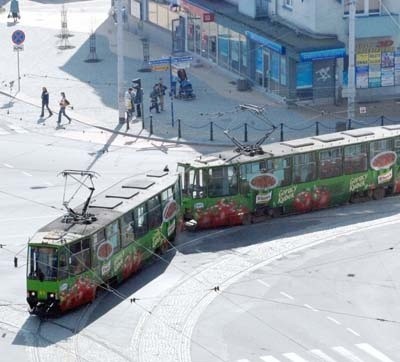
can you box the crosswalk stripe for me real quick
[332,346,363,362]
[237,359,251,362]
[310,349,337,361]
[282,352,308,362]
[356,343,394,362]
[260,356,280,361]
[7,124,28,133]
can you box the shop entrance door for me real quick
[263,49,270,91]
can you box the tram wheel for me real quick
[372,187,385,200]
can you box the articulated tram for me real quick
[178,126,400,228]
[26,170,180,316]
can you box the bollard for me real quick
[280,123,284,142]
[178,119,181,139]
[315,121,319,136]
[348,118,352,130]
[244,123,248,143]
[149,115,153,135]
[210,121,214,141]
[381,115,384,126]
[14,256,18,268]
[142,114,145,130]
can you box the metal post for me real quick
[116,0,125,123]
[141,113,145,129]
[149,115,153,135]
[316,121,319,136]
[210,121,214,141]
[14,256,18,268]
[178,119,181,139]
[280,123,284,142]
[347,0,356,121]
[244,123,248,142]
[348,118,352,130]
[16,49,20,92]
[169,56,175,127]
[381,115,384,126]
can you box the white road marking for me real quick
[237,359,250,362]
[7,124,28,133]
[346,328,360,337]
[22,171,32,177]
[260,356,280,361]
[282,352,308,361]
[356,343,394,362]
[310,349,337,361]
[326,316,341,325]
[332,346,363,362]
[0,127,10,135]
[3,163,14,168]
[304,303,318,312]
[44,182,54,186]
[280,291,294,300]
[257,279,271,288]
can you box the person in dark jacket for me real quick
[9,0,20,23]
[40,87,53,118]
[133,85,143,118]
[149,86,160,113]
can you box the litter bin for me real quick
[237,78,249,91]
[335,121,347,132]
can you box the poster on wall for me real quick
[381,52,395,68]
[381,68,394,86]
[369,63,381,79]
[356,53,369,66]
[356,66,369,88]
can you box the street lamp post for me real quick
[347,0,356,121]
[116,0,125,124]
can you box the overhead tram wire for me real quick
[0,189,64,212]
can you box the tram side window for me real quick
[134,204,148,238]
[121,212,135,248]
[106,221,120,253]
[259,158,291,186]
[293,153,316,183]
[178,164,190,196]
[208,166,237,197]
[370,139,393,159]
[344,144,367,174]
[319,148,343,179]
[187,169,206,199]
[147,196,162,229]
[173,180,181,207]
[395,138,400,165]
[69,238,91,275]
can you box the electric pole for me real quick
[347,0,356,120]
[116,0,125,123]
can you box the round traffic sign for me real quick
[12,30,25,45]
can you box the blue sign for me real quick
[12,30,25,45]
[245,31,285,55]
[300,48,346,62]
[149,56,192,65]
[296,61,313,89]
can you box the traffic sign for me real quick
[148,56,193,66]
[13,44,24,52]
[12,30,25,45]
[151,64,170,72]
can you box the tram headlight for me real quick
[30,291,36,297]
[48,292,55,299]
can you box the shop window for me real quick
[106,220,120,253]
[344,0,380,15]
[121,213,135,248]
[208,166,238,197]
[218,25,230,68]
[147,196,162,229]
[230,30,240,72]
[344,144,367,174]
[319,148,343,179]
[134,204,148,238]
[293,153,316,183]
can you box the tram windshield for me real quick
[27,246,58,281]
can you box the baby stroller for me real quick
[177,79,196,100]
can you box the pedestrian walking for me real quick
[57,92,72,126]
[156,78,167,111]
[149,86,160,114]
[133,85,143,118]
[124,87,134,130]
[9,0,20,23]
[40,87,53,118]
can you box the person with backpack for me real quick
[40,87,53,118]
[58,92,72,126]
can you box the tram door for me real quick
[263,49,270,91]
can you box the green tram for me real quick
[178,126,400,229]
[26,170,181,316]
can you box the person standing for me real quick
[156,78,167,111]
[40,87,53,118]
[58,92,71,126]
[149,85,160,114]
[124,87,134,130]
[9,0,20,23]
[133,85,143,118]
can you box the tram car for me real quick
[178,126,400,229]
[26,170,181,316]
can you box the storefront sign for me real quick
[299,48,346,62]
[181,0,213,19]
[245,30,285,55]
[203,13,214,22]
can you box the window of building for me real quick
[343,143,368,174]
[293,153,317,183]
[319,148,343,179]
[284,0,293,9]
[344,0,380,15]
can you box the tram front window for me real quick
[27,246,58,281]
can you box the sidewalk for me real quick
[1,0,400,148]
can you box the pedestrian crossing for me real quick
[236,343,394,362]
[0,124,28,135]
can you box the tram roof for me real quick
[31,171,179,245]
[184,126,400,168]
